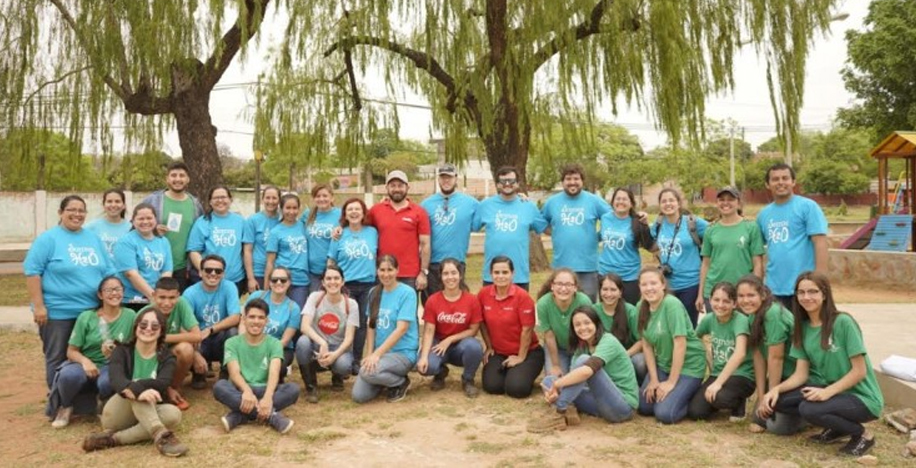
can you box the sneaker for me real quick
[462,379,479,399]
[221,411,246,433]
[331,374,345,392]
[51,406,72,429]
[430,366,449,391]
[564,405,581,426]
[387,377,411,403]
[268,412,294,435]
[154,430,189,457]
[305,389,319,404]
[82,432,117,452]
[808,428,846,444]
[839,435,875,456]
[191,372,207,390]
[527,408,568,433]
[729,399,748,422]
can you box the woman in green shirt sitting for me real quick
[535,268,593,377]
[761,272,884,457]
[593,273,645,384]
[82,309,188,457]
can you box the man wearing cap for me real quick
[420,163,480,300]
[472,166,548,291]
[540,163,611,300]
[756,163,828,308]
[696,186,764,312]
[367,170,432,290]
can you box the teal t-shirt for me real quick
[573,334,639,409]
[593,301,640,349]
[69,308,138,366]
[695,311,755,380]
[535,292,593,352]
[224,335,284,386]
[638,295,707,379]
[789,314,884,418]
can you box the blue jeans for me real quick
[575,272,599,302]
[212,379,300,418]
[418,337,483,382]
[351,353,413,403]
[345,281,375,368]
[56,361,112,407]
[544,355,634,423]
[637,368,703,424]
[673,284,700,328]
[631,352,648,386]
[288,285,309,309]
[295,336,354,377]
[39,318,76,389]
[544,347,572,375]
[308,273,324,294]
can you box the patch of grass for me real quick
[297,430,346,444]
[466,441,502,454]
[14,402,41,416]
[0,275,28,306]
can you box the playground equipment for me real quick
[866,131,916,251]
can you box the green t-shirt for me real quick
[695,311,755,380]
[593,301,640,349]
[700,220,764,297]
[69,308,138,366]
[638,295,707,379]
[224,335,284,386]
[162,195,196,270]
[141,297,199,335]
[751,302,797,379]
[573,334,639,409]
[789,313,884,418]
[536,292,593,352]
[132,352,159,380]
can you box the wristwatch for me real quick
[421,268,429,275]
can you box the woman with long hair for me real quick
[245,266,300,377]
[81,309,188,457]
[598,188,657,304]
[302,184,341,293]
[651,188,707,327]
[265,193,310,307]
[351,255,419,404]
[535,268,593,376]
[113,203,173,310]
[417,258,483,398]
[761,272,883,457]
[593,273,645,384]
[86,188,131,261]
[244,186,281,291]
[187,186,254,296]
[635,267,706,424]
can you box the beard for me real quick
[389,191,407,203]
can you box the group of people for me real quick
[23,160,882,458]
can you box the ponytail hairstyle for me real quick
[279,193,301,222]
[568,306,605,352]
[261,185,282,214]
[368,255,399,329]
[535,267,578,300]
[657,187,692,217]
[636,267,669,334]
[101,188,127,219]
[791,271,842,350]
[736,274,775,348]
[599,273,630,345]
[709,281,737,316]
[307,184,334,226]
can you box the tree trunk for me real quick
[171,81,223,202]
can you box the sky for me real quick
[159,0,868,160]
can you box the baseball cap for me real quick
[385,170,409,184]
[716,186,741,199]
[437,163,458,176]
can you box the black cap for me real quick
[437,163,458,176]
[716,186,741,199]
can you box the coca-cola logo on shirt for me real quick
[437,312,468,324]
[317,313,341,335]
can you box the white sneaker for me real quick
[51,406,73,429]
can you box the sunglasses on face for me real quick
[498,179,517,186]
[138,321,161,331]
[270,277,289,284]
[203,267,224,275]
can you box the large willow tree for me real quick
[0,0,271,196]
[257,0,838,186]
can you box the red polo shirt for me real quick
[477,284,539,356]
[367,199,430,278]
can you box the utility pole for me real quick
[729,123,736,187]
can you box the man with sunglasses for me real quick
[181,254,241,389]
[472,166,548,291]
[420,163,479,301]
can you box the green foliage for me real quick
[839,0,916,140]
[799,158,869,195]
[0,129,103,191]
[105,150,174,191]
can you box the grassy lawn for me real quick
[0,274,27,306]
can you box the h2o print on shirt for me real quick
[211,227,237,247]
[377,308,392,330]
[657,235,683,258]
[433,206,457,226]
[201,304,222,327]
[308,223,334,239]
[494,210,519,232]
[343,238,374,260]
[711,335,736,366]
[559,205,585,226]
[601,227,627,251]
[142,247,165,270]
[765,219,790,244]
[286,235,307,254]
[69,244,101,266]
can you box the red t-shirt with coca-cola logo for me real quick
[477,285,540,356]
[423,291,483,341]
[302,291,360,346]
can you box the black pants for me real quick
[775,386,876,438]
[688,375,755,420]
[621,280,641,305]
[482,347,545,399]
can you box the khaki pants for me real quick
[101,394,181,444]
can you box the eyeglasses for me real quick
[498,178,517,186]
[269,277,289,284]
[211,195,230,201]
[102,287,124,294]
[552,282,576,289]
[796,289,822,297]
[202,267,224,275]
[138,321,161,332]
[64,208,87,214]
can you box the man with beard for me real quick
[472,166,548,291]
[541,164,611,300]
[141,162,204,291]
[420,164,480,301]
[367,170,432,290]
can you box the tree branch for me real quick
[202,0,272,90]
[343,49,362,111]
[531,0,623,69]
[22,66,92,105]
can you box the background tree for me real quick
[0,0,274,199]
[0,128,103,191]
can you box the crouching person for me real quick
[213,299,300,434]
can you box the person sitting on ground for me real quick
[535,268,593,376]
[528,306,639,433]
[417,258,484,398]
[296,265,359,403]
[245,266,300,381]
[48,276,136,428]
[82,309,188,457]
[593,273,646,384]
[213,299,300,434]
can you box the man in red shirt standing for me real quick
[367,170,432,291]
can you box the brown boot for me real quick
[82,432,118,452]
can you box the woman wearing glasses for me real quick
[47,276,136,428]
[245,267,300,378]
[535,268,593,377]
[187,186,254,297]
[82,309,188,457]
[26,195,115,393]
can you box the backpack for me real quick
[654,214,703,249]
